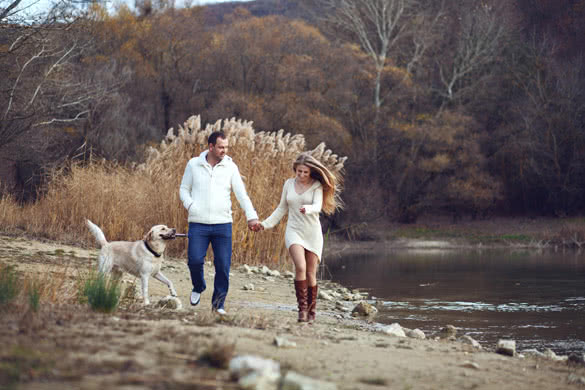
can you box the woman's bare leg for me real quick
[289,244,307,280]
[305,250,319,286]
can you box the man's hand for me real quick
[248,219,261,232]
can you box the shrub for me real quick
[82,273,121,313]
[26,281,41,312]
[0,265,21,307]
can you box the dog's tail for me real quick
[86,219,108,247]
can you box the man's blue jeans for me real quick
[187,222,232,310]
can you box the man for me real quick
[180,131,260,314]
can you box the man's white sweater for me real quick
[179,151,258,224]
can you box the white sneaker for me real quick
[190,291,201,306]
[214,308,227,315]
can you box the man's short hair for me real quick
[208,131,226,145]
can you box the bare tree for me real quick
[0,1,107,150]
[0,0,24,22]
[0,0,131,201]
[403,0,444,76]
[318,0,412,133]
[436,2,506,108]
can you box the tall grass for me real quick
[0,115,346,269]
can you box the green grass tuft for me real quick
[82,273,121,313]
[27,280,41,312]
[0,265,21,306]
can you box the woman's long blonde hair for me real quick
[293,153,342,215]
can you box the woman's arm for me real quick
[261,180,289,229]
[301,185,322,215]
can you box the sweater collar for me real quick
[197,150,231,167]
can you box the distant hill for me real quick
[204,0,314,25]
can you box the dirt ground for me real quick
[1,232,584,390]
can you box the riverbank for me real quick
[328,215,585,251]
[1,233,584,389]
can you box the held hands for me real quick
[248,219,264,232]
[299,207,306,214]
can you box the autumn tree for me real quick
[205,13,354,154]
[381,110,501,222]
[92,4,211,135]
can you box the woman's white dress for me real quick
[261,178,324,261]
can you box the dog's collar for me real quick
[143,240,161,258]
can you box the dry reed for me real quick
[0,115,346,270]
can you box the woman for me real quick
[258,153,341,322]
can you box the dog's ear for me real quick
[144,229,153,242]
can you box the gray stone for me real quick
[274,336,297,348]
[496,339,516,356]
[335,301,352,312]
[229,355,280,382]
[458,335,482,350]
[521,349,545,358]
[543,348,567,362]
[437,325,458,339]
[318,290,334,301]
[460,361,480,370]
[351,301,378,317]
[380,323,406,337]
[407,328,426,340]
[281,371,338,390]
[260,266,271,275]
[238,371,279,390]
[156,296,182,310]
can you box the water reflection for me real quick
[327,248,585,354]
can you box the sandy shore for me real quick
[0,233,584,389]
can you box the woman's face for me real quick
[295,164,311,183]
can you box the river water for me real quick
[326,248,585,355]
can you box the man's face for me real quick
[209,137,228,161]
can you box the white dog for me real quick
[86,219,178,305]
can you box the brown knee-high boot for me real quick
[294,280,308,322]
[307,284,318,322]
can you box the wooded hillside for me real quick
[2,0,584,225]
